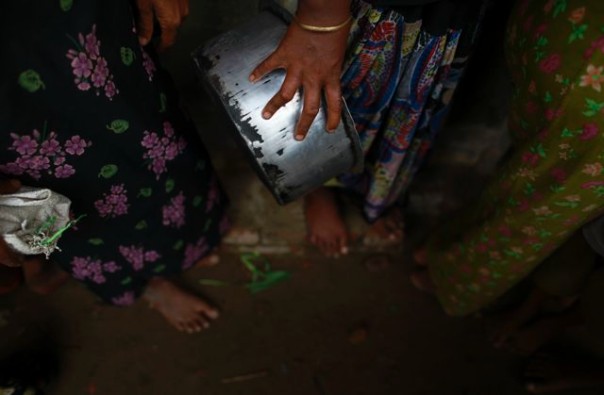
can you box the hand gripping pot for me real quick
[192,10,363,205]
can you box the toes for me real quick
[336,235,349,256]
[315,243,326,255]
[198,305,220,320]
[206,308,220,320]
[308,232,349,258]
[327,240,340,258]
[183,315,209,334]
[192,316,209,332]
[173,320,188,333]
[319,240,336,257]
[317,238,335,257]
[183,323,196,334]
[309,235,332,257]
[183,311,215,334]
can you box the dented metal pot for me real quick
[192,11,362,205]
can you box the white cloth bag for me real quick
[0,187,72,258]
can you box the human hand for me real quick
[135,0,190,51]
[249,18,350,141]
[0,179,25,267]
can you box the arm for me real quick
[250,0,352,140]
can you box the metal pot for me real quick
[192,11,362,205]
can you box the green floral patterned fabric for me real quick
[428,0,604,316]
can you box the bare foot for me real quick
[304,187,349,257]
[525,354,604,393]
[410,268,435,293]
[22,258,69,295]
[143,277,219,334]
[363,208,404,248]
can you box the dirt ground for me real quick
[1,252,530,395]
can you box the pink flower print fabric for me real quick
[1,0,229,307]
[162,191,186,228]
[94,184,130,218]
[141,49,157,82]
[66,25,119,99]
[0,130,90,179]
[119,245,161,271]
[112,291,136,306]
[182,236,209,269]
[141,122,186,179]
[71,256,121,284]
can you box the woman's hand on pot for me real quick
[249,7,350,141]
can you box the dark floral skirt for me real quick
[0,0,229,305]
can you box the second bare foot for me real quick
[304,187,349,257]
[144,277,220,334]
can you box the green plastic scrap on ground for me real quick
[198,252,291,294]
[241,252,291,294]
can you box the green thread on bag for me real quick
[38,214,86,247]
